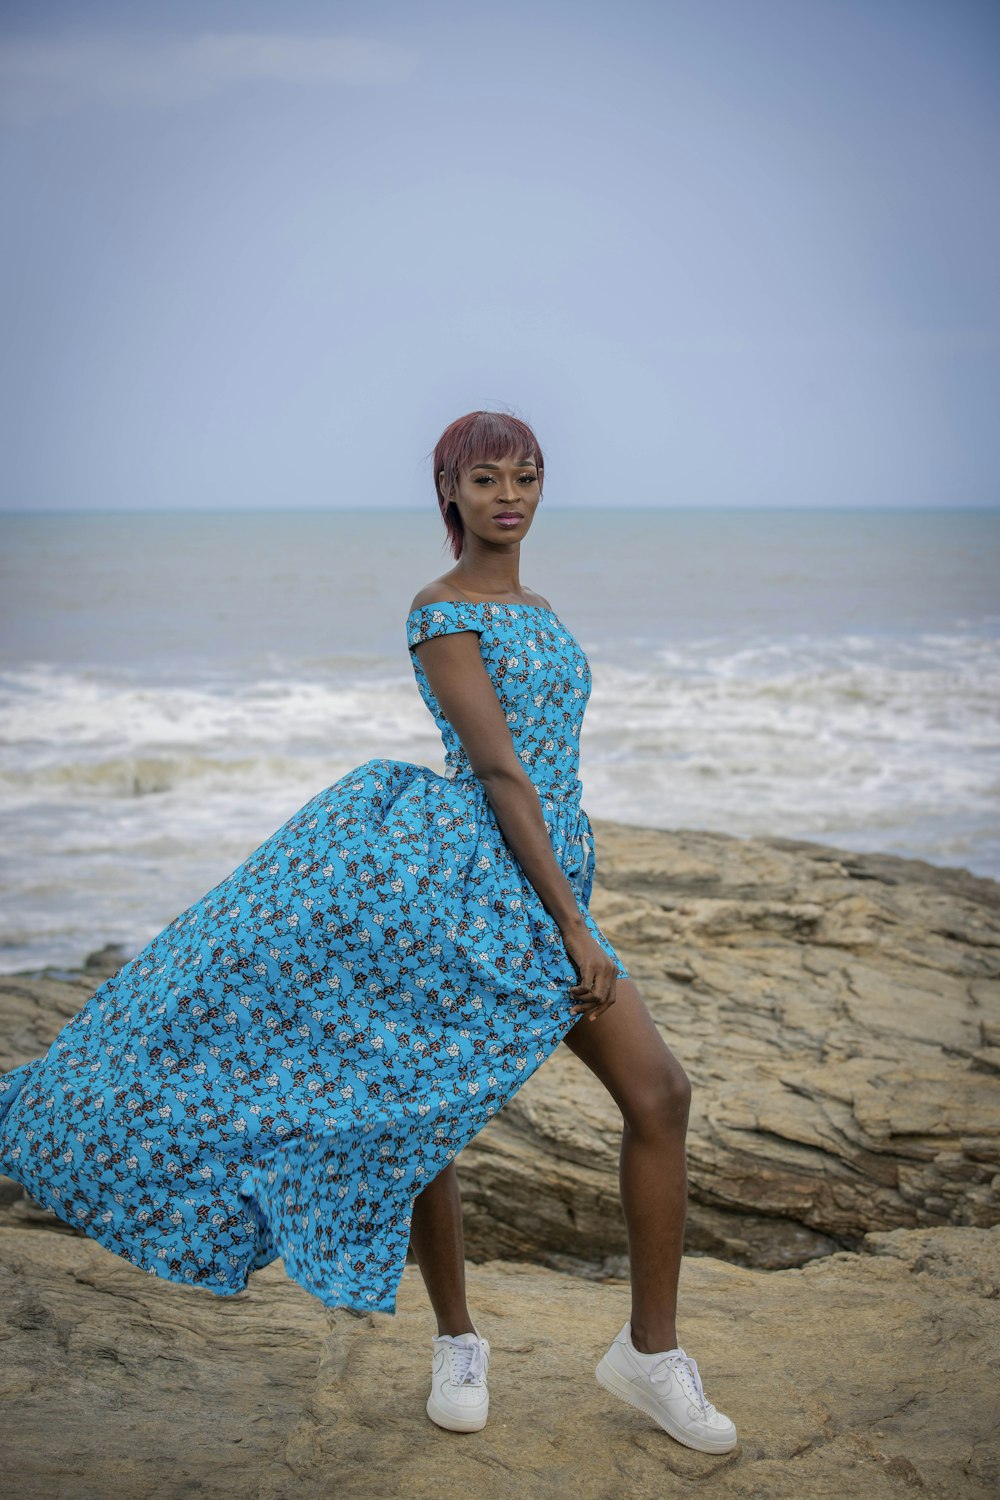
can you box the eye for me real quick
[518,474,537,484]
[473,475,495,485]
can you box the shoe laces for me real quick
[649,1347,715,1415]
[445,1337,487,1386]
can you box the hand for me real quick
[561,922,618,1023]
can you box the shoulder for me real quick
[408,581,554,613]
[408,579,463,614]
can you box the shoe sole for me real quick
[595,1356,737,1454]
[426,1393,489,1433]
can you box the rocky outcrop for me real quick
[2,832,999,1270]
[457,825,1000,1269]
[1,1223,997,1499]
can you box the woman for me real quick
[0,410,736,1456]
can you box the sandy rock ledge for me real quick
[1,1223,998,1500]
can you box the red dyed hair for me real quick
[432,410,545,560]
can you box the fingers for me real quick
[571,994,616,1021]
[570,959,614,996]
[569,965,618,1021]
[584,984,617,1021]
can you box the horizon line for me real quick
[2,502,998,517]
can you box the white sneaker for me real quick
[596,1321,737,1453]
[426,1329,491,1433]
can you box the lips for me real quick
[495,513,523,520]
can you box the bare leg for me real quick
[409,1160,477,1337]
[562,978,691,1354]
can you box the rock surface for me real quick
[1,1223,997,1500]
[458,824,1000,1269]
[2,832,999,1273]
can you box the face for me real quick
[438,454,542,543]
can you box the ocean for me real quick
[1,506,997,974]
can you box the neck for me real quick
[448,554,523,599]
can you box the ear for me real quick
[438,468,456,506]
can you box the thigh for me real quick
[561,977,689,1123]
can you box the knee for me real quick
[623,1061,691,1138]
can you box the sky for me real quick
[0,0,997,511]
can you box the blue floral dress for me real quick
[0,600,627,1313]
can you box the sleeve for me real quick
[406,601,484,650]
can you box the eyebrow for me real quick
[470,460,537,470]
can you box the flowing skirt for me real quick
[0,757,625,1312]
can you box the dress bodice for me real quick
[405,601,592,803]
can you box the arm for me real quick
[410,626,617,1018]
